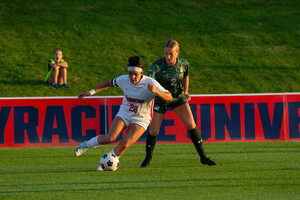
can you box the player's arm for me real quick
[148,84,173,102]
[183,75,191,101]
[56,61,68,68]
[78,80,112,99]
[49,61,59,70]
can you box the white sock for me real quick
[110,149,119,158]
[87,136,100,148]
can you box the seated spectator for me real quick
[45,49,69,89]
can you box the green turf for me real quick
[0,142,299,199]
[0,0,299,97]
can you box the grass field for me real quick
[1,1,299,198]
[0,0,299,97]
[0,142,299,199]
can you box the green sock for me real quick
[189,127,206,159]
[145,134,157,158]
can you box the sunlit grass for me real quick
[0,0,299,97]
[0,142,299,199]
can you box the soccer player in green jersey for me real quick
[45,49,69,89]
[141,40,216,167]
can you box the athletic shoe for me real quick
[140,156,152,168]
[74,141,88,157]
[62,83,69,88]
[52,83,59,89]
[201,157,216,166]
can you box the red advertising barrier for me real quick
[0,93,299,147]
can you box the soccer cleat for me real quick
[74,141,88,157]
[201,157,216,166]
[52,83,59,89]
[140,156,152,168]
[62,83,69,88]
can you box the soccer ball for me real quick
[97,152,119,171]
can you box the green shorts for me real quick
[153,97,188,114]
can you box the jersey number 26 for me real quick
[129,104,138,113]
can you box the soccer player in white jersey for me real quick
[74,56,173,170]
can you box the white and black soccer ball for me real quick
[97,153,119,171]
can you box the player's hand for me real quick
[148,84,157,94]
[53,64,60,70]
[185,93,191,102]
[78,91,91,99]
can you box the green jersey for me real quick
[148,57,189,105]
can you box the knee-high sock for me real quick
[87,136,100,148]
[145,133,157,158]
[189,127,206,159]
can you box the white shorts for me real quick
[116,111,151,131]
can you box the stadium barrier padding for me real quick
[0,93,299,147]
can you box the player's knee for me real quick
[149,128,159,136]
[184,120,196,130]
[186,123,196,131]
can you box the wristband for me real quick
[89,89,96,95]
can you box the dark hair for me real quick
[128,56,143,69]
[54,49,63,54]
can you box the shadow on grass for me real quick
[0,79,45,86]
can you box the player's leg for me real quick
[97,117,127,144]
[140,112,165,167]
[96,123,145,171]
[174,103,216,166]
[74,117,127,157]
[47,68,60,89]
[57,68,64,85]
[113,123,146,157]
[46,70,57,84]
[60,68,69,88]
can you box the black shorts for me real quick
[153,98,187,114]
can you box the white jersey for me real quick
[112,75,168,124]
